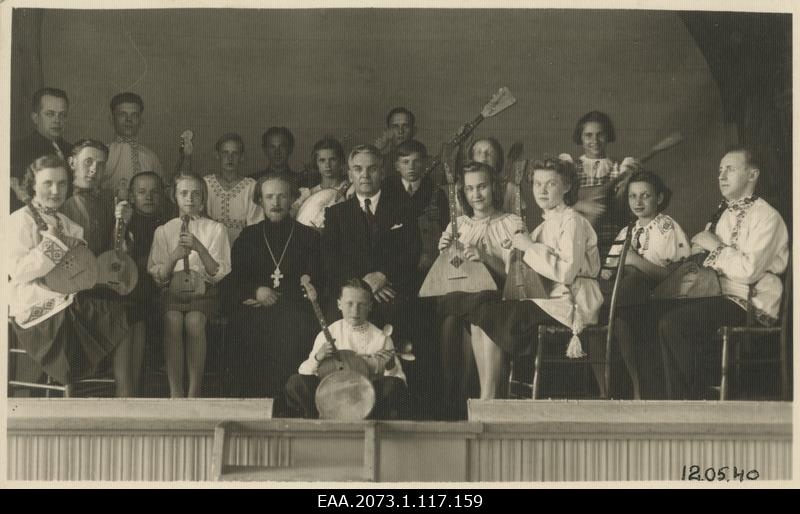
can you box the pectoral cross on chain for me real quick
[271,267,284,288]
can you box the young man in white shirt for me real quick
[102,92,164,202]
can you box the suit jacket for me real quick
[322,188,421,299]
[10,132,72,212]
[383,175,449,228]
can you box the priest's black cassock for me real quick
[222,216,323,398]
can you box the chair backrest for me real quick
[606,221,636,328]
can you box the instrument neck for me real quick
[310,296,339,354]
[181,218,191,273]
[447,183,460,245]
[424,114,486,180]
[450,114,484,146]
[113,196,126,251]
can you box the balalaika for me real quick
[27,202,99,294]
[418,163,497,297]
[502,152,552,300]
[417,87,517,297]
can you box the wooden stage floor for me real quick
[5,398,793,483]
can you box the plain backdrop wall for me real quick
[14,8,727,235]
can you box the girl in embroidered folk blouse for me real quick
[603,171,690,281]
[148,173,231,397]
[204,133,263,244]
[436,161,526,407]
[601,171,689,399]
[8,155,138,396]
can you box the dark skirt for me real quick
[161,285,219,318]
[12,295,129,385]
[121,274,161,324]
[437,291,558,356]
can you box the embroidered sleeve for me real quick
[705,210,789,284]
[523,215,584,284]
[8,213,70,284]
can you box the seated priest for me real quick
[222,172,324,401]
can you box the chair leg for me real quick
[603,330,611,401]
[720,328,730,401]
[660,340,673,400]
[63,383,73,398]
[779,325,789,401]
[532,328,545,399]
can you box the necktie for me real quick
[406,182,414,196]
[117,136,142,175]
[363,198,375,226]
[51,141,64,160]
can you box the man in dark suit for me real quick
[382,139,449,419]
[10,87,72,212]
[322,144,421,345]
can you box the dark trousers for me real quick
[281,373,410,420]
[657,297,746,400]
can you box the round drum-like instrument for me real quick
[296,183,354,231]
[315,370,376,420]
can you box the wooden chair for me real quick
[8,323,115,398]
[509,223,633,399]
[718,263,792,401]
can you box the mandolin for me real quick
[28,202,98,294]
[502,149,552,301]
[418,163,497,297]
[577,132,684,226]
[168,215,207,302]
[300,274,376,420]
[96,179,139,295]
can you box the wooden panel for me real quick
[8,398,274,421]
[7,400,792,482]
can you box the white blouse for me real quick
[298,319,406,382]
[444,212,526,279]
[703,197,788,324]
[522,204,603,336]
[204,174,263,243]
[602,213,691,280]
[7,206,86,328]
[147,216,232,285]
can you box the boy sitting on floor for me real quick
[283,278,410,420]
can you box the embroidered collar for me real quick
[32,200,59,217]
[726,195,757,211]
[345,321,369,333]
